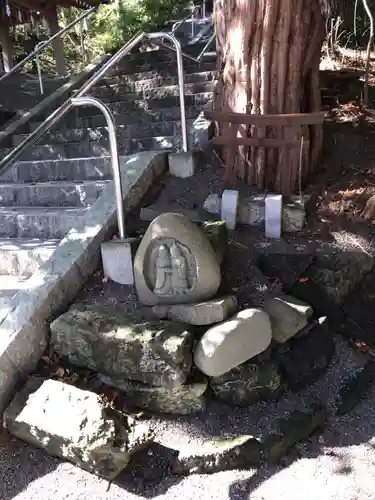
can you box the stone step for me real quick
[108,59,217,77]
[0,206,87,239]
[0,180,108,207]
[0,238,58,276]
[16,120,195,148]
[0,156,114,183]
[29,106,201,133]
[102,70,218,89]
[2,135,185,161]
[89,81,216,101]
[106,64,217,82]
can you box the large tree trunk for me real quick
[214,0,326,195]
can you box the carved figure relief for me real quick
[146,239,197,298]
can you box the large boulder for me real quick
[99,374,207,415]
[50,306,194,387]
[133,213,221,306]
[210,358,282,407]
[3,377,153,479]
[194,308,272,377]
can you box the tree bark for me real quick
[214,0,326,195]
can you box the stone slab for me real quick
[172,435,262,475]
[221,190,239,230]
[152,295,237,325]
[3,377,153,479]
[0,152,168,415]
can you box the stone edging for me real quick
[0,151,168,415]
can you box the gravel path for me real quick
[2,336,375,500]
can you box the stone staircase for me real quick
[0,43,217,318]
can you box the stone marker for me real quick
[100,374,208,415]
[238,194,265,227]
[210,358,282,407]
[152,295,237,326]
[263,295,313,343]
[168,151,196,178]
[50,306,194,387]
[133,213,221,306]
[221,189,239,230]
[3,377,153,479]
[172,435,262,475]
[194,308,272,377]
[265,194,282,239]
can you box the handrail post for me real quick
[71,96,126,240]
[147,32,188,153]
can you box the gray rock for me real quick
[311,251,373,304]
[283,199,305,232]
[133,213,221,306]
[263,295,312,343]
[99,375,207,415]
[210,358,282,407]
[152,295,237,326]
[172,435,262,475]
[203,193,221,215]
[50,306,194,387]
[194,308,272,377]
[238,194,266,227]
[3,377,153,480]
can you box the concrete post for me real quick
[0,22,14,72]
[44,4,67,76]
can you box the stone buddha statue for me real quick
[153,241,190,297]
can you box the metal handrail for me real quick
[72,96,126,239]
[0,6,97,84]
[0,30,189,172]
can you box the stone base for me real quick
[101,237,141,285]
[168,151,196,178]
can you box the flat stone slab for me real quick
[152,295,237,325]
[99,374,208,415]
[3,377,153,479]
[50,306,194,387]
[172,435,262,475]
[194,308,272,377]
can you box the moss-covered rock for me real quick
[50,306,194,387]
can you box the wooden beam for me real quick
[205,110,326,126]
[213,137,310,148]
